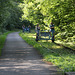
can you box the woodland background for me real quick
[0,0,75,43]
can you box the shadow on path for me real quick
[0,32,63,75]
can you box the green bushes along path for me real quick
[19,31,75,72]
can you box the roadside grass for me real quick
[0,31,16,56]
[19,31,75,72]
[55,40,75,50]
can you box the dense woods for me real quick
[0,0,75,43]
[0,0,23,32]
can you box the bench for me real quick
[36,31,54,42]
[40,32,50,40]
[24,28,31,32]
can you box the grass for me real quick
[55,40,75,50]
[19,30,75,72]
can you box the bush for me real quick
[56,32,67,40]
[67,33,73,37]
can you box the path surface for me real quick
[0,32,62,75]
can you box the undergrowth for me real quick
[19,31,75,72]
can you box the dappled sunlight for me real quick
[36,39,52,43]
[0,59,49,69]
[1,32,58,75]
[22,33,36,38]
[0,0,75,73]
[51,45,62,49]
[20,31,75,72]
[27,35,35,38]
[0,57,55,75]
[0,51,53,74]
[55,40,75,50]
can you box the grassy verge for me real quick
[0,31,16,56]
[19,30,75,72]
[55,40,75,50]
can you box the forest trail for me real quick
[0,32,62,75]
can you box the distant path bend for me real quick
[0,32,61,75]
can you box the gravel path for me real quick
[0,32,62,75]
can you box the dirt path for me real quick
[0,32,62,75]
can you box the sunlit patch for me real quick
[19,31,75,72]
[52,45,62,49]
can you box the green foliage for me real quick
[0,0,23,32]
[0,0,75,42]
[19,0,75,43]
[19,31,75,72]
